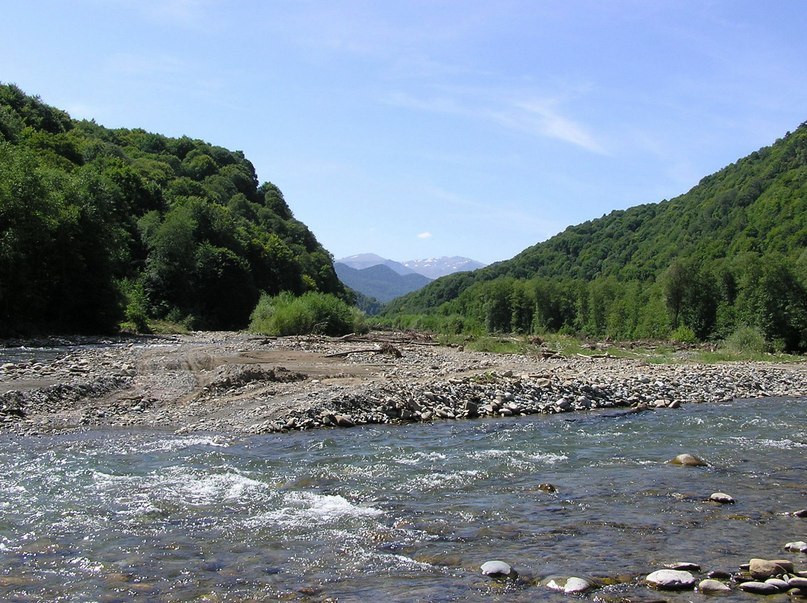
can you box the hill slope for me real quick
[0,84,344,334]
[386,123,807,350]
[334,263,431,303]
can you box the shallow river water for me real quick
[1,397,805,602]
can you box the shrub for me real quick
[670,325,697,344]
[723,325,768,354]
[249,292,366,336]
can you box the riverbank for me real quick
[1,331,805,436]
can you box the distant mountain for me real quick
[337,254,485,279]
[334,263,432,303]
[337,253,415,275]
[402,257,486,279]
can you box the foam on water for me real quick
[259,491,383,528]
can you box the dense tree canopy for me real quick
[386,123,807,351]
[0,84,345,334]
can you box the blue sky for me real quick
[2,1,806,264]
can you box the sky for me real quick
[2,1,806,265]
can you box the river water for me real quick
[1,397,805,602]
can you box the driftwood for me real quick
[326,343,403,358]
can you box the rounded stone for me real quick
[709,492,735,504]
[739,581,779,594]
[764,578,789,591]
[563,576,594,594]
[787,577,807,588]
[545,576,594,594]
[481,560,516,578]
[698,579,731,593]
[749,558,791,579]
[645,569,696,590]
[667,562,701,571]
[785,540,807,553]
[668,453,708,467]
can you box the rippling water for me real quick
[1,397,805,601]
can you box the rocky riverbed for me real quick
[1,331,806,436]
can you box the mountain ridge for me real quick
[338,254,485,280]
[383,122,807,351]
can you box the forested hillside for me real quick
[385,123,807,351]
[0,84,344,335]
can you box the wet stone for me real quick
[645,569,696,590]
[668,453,708,467]
[739,581,780,595]
[698,579,731,593]
[709,492,735,504]
[481,560,516,579]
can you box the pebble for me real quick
[709,492,735,504]
[645,569,696,590]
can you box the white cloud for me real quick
[417,231,433,239]
[386,88,606,154]
[495,99,607,154]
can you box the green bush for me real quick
[723,325,768,354]
[670,325,697,344]
[249,291,366,336]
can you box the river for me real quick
[1,397,805,601]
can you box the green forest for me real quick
[384,123,807,352]
[0,84,346,335]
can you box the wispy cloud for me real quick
[499,100,607,154]
[417,231,433,239]
[385,88,606,154]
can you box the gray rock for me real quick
[749,558,792,578]
[645,569,696,590]
[784,540,807,553]
[334,415,355,428]
[787,577,807,588]
[709,492,735,504]
[667,562,701,571]
[794,509,807,518]
[764,578,789,592]
[481,560,516,579]
[668,453,708,467]
[698,579,731,593]
[739,581,780,594]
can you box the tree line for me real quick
[0,84,345,335]
[385,123,807,352]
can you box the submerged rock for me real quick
[709,492,735,504]
[645,569,696,590]
[668,453,708,467]
[667,562,701,571]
